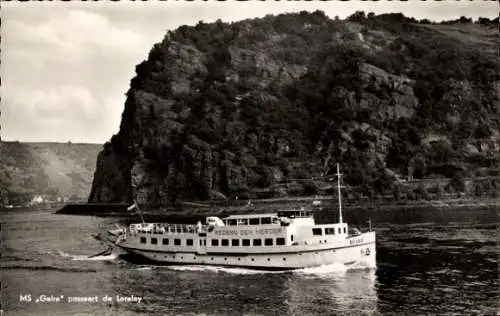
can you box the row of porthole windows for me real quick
[154,251,330,261]
[154,254,288,262]
[211,237,286,247]
[312,227,347,236]
[140,237,287,246]
[140,237,186,245]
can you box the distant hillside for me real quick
[88,11,499,206]
[0,141,102,205]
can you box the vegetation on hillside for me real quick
[0,142,102,205]
[89,11,500,206]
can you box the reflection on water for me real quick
[109,263,377,316]
[287,266,378,315]
[1,206,498,315]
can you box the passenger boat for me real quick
[111,164,376,270]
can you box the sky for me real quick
[1,1,497,144]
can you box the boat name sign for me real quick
[349,237,364,245]
[214,228,283,236]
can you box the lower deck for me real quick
[117,232,376,269]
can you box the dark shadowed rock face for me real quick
[89,12,500,206]
[88,144,131,203]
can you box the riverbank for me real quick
[53,196,499,223]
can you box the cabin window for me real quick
[312,228,323,236]
[253,239,262,246]
[151,238,158,245]
[265,238,273,246]
[276,238,285,245]
[272,217,279,224]
[325,228,335,235]
[343,227,347,234]
[140,237,147,244]
[232,239,240,246]
[238,219,248,225]
[291,235,294,241]
[242,239,250,246]
[162,238,169,245]
[186,239,193,246]
[338,228,342,234]
[249,218,260,225]
[227,219,237,226]
[211,239,219,246]
[174,239,181,246]
[261,217,272,225]
[221,239,229,246]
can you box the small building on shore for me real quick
[30,194,44,205]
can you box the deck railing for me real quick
[129,223,207,235]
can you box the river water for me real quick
[1,206,498,315]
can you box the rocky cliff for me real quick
[88,12,500,206]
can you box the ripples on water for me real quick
[1,207,498,315]
[376,221,499,316]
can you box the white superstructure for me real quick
[113,164,376,270]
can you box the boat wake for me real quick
[295,263,348,275]
[58,249,118,261]
[1,263,98,273]
[295,261,375,276]
[134,266,153,271]
[135,262,376,275]
[151,264,289,274]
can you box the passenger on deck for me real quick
[196,221,202,232]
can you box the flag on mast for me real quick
[127,202,137,212]
[126,200,145,224]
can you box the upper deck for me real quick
[126,208,319,237]
[221,208,314,225]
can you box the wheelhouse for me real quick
[277,209,313,219]
[222,214,280,226]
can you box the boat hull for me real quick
[117,232,376,270]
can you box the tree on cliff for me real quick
[88,11,500,205]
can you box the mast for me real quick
[336,163,343,224]
[131,183,145,224]
[134,199,146,224]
